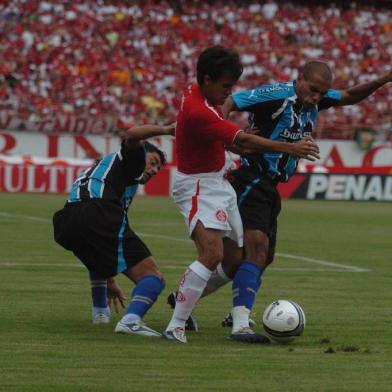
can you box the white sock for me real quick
[166,261,212,331]
[232,305,250,333]
[92,306,110,318]
[201,263,231,298]
[121,313,141,324]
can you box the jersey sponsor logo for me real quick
[215,209,228,222]
[251,85,290,98]
[281,128,312,141]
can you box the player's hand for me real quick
[292,136,320,161]
[163,122,176,136]
[107,278,126,313]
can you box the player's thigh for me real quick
[71,201,124,278]
[192,220,224,269]
[121,226,155,276]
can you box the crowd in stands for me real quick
[0,0,391,139]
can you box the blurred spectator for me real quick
[0,0,391,139]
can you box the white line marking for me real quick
[0,211,49,223]
[277,252,370,272]
[0,211,371,272]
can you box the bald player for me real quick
[213,61,392,332]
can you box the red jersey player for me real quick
[164,46,319,343]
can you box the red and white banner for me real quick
[1,130,392,168]
[1,156,391,200]
[0,155,174,196]
[0,130,175,162]
[1,130,392,199]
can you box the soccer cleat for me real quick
[167,291,199,332]
[92,313,111,324]
[228,327,271,344]
[221,312,257,328]
[162,327,187,343]
[114,320,162,337]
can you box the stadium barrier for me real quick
[1,131,391,200]
[0,156,391,201]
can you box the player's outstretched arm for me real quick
[123,123,175,149]
[338,70,392,106]
[233,133,320,161]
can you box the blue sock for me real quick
[89,271,108,309]
[232,261,263,310]
[124,275,164,322]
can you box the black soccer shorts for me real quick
[53,200,151,278]
[226,167,282,247]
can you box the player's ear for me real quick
[203,74,212,86]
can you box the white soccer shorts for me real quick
[172,167,244,247]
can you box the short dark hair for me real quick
[144,141,167,166]
[196,46,243,85]
[302,61,333,83]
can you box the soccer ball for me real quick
[262,300,306,343]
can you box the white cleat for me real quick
[92,313,111,324]
[162,327,187,343]
[115,320,162,337]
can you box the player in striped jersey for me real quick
[53,123,174,337]
[215,61,392,331]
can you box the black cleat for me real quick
[221,312,233,327]
[167,291,199,332]
[221,312,257,328]
[228,327,271,344]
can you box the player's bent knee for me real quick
[245,245,268,266]
[201,247,224,267]
[124,256,164,282]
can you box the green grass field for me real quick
[1,193,391,391]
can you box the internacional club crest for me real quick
[215,209,228,222]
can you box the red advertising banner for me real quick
[0,160,173,196]
[1,161,391,201]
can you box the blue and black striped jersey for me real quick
[68,144,146,211]
[232,81,342,182]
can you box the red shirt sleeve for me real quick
[188,105,240,144]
